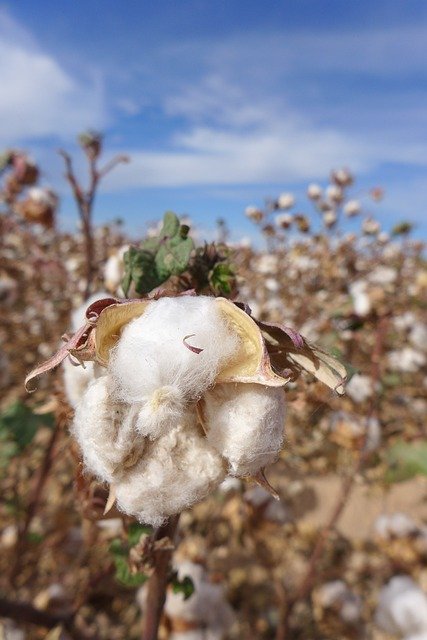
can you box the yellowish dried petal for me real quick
[95,299,150,365]
[215,298,287,386]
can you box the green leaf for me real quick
[109,539,148,588]
[155,237,194,280]
[209,262,235,295]
[171,573,195,601]
[161,212,181,238]
[127,522,152,546]
[385,440,427,483]
[0,401,54,451]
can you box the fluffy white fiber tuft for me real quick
[204,383,285,476]
[114,416,226,526]
[375,576,427,637]
[72,376,145,484]
[109,296,240,439]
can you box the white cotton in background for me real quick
[374,513,418,539]
[114,419,225,527]
[204,383,285,477]
[368,266,397,285]
[375,576,427,637]
[103,245,129,294]
[63,292,109,408]
[165,561,234,639]
[72,376,145,483]
[406,633,427,640]
[109,296,240,439]
[316,580,362,624]
[349,280,371,317]
[244,487,290,524]
[345,374,373,404]
[388,348,426,373]
[410,323,427,351]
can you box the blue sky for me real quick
[0,1,426,240]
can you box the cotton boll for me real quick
[374,513,418,539]
[165,561,234,639]
[204,383,285,476]
[109,296,240,438]
[349,281,371,317]
[345,374,372,403]
[104,245,129,294]
[375,576,427,637]
[72,377,145,483]
[114,418,225,526]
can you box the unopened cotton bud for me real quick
[204,383,285,476]
[277,192,295,210]
[245,206,263,222]
[344,200,361,217]
[109,296,239,439]
[275,213,293,229]
[307,183,322,200]
[114,419,225,526]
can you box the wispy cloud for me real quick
[0,8,107,144]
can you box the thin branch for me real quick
[98,154,129,180]
[0,597,73,630]
[143,514,180,640]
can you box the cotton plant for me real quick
[375,576,427,639]
[26,289,346,527]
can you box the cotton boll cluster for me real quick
[375,576,427,638]
[63,292,109,408]
[109,297,240,439]
[114,418,225,527]
[204,383,285,477]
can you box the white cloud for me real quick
[0,8,107,144]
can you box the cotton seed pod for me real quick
[331,168,353,187]
[113,417,226,527]
[245,206,264,222]
[108,296,241,438]
[16,188,57,227]
[276,192,295,210]
[72,376,145,483]
[203,383,285,476]
[307,183,322,200]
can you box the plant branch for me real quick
[143,514,180,640]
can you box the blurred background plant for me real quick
[0,135,426,640]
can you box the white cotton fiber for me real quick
[114,417,226,526]
[204,383,285,476]
[165,561,234,639]
[375,576,427,637]
[109,296,240,439]
[63,292,109,408]
[72,376,145,483]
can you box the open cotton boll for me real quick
[375,576,427,637]
[114,418,226,526]
[204,383,285,476]
[109,296,240,438]
[72,376,145,483]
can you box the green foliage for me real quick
[385,440,427,483]
[209,262,235,295]
[122,212,195,296]
[170,571,195,600]
[392,221,413,236]
[109,522,152,588]
[0,401,54,453]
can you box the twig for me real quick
[0,596,73,630]
[276,315,389,638]
[143,514,180,640]
[59,147,129,297]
